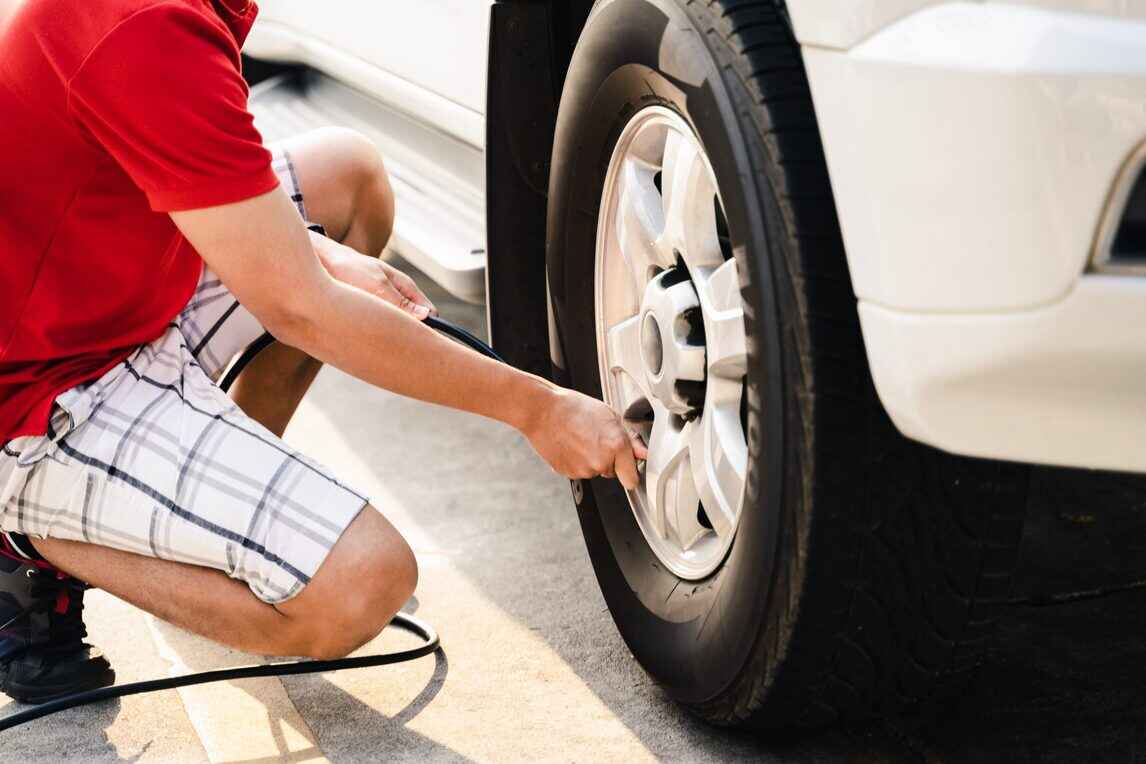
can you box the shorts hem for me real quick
[249,492,371,606]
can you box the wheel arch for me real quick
[484,1,593,379]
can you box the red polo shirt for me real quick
[0,0,278,440]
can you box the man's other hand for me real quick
[311,232,436,320]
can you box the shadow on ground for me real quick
[0,697,127,762]
[899,467,1146,763]
[768,467,1146,762]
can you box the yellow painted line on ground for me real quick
[144,614,328,763]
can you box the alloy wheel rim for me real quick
[595,106,749,581]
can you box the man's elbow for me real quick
[257,298,321,353]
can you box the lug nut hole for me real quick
[641,312,663,376]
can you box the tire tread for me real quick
[680,0,1030,729]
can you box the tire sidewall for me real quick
[546,0,788,704]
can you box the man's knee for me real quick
[281,505,417,659]
[287,126,395,255]
[324,127,394,254]
[313,547,415,660]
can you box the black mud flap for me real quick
[485,3,560,379]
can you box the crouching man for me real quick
[0,0,643,702]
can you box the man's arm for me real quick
[171,186,646,487]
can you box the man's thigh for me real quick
[0,326,368,605]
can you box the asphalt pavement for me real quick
[5,267,1146,762]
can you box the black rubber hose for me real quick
[1,315,500,732]
[423,315,506,363]
[0,612,438,732]
[217,331,277,393]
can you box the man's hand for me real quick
[311,232,436,320]
[520,388,648,490]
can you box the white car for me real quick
[243,0,1146,729]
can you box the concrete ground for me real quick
[7,270,1146,762]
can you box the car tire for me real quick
[545,0,1030,730]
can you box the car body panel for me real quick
[804,2,1146,312]
[861,276,1146,474]
[788,0,1146,49]
[787,0,940,49]
[244,1,491,148]
[804,1,1146,471]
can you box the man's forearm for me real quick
[171,188,556,436]
[279,275,556,433]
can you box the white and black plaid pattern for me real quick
[271,148,309,222]
[0,149,368,604]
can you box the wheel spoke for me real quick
[687,403,746,538]
[668,453,708,552]
[660,131,721,268]
[617,160,671,292]
[696,259,746,380]
[642,403,689,541]
[606,314,652,402]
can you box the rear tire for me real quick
[545,0,1030,730]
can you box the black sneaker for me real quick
[0,540,115,703]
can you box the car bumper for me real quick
[860,277,1146,473]
[802,3,1146,471]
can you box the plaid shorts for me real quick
[0,149,369,604]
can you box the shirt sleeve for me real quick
[67,3,278,212]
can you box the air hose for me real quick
[0,312,502,732]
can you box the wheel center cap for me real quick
[641,313,663,377]
[639,269,706,414]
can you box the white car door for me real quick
[245,1,491,147]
